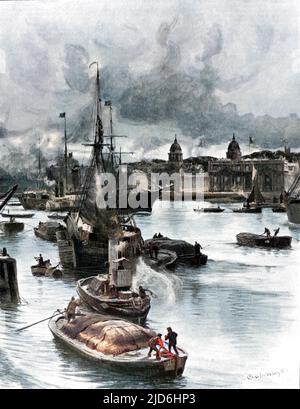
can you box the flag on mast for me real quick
[59,112,66,118]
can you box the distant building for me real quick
[168,135,183,166]
[208,135,285,198]
[226,133,241,160]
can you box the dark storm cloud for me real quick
[63,44,91,93]
[0,0,300,175]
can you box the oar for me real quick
[16,309,63,332]
[203,244,210,249]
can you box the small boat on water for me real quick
[272,206,286,213]
[194,206,225,213]
[46,195,76,212]
[47,213,67,220]
[31,257,62,277]
[234,165,265,214]
[48,314,188,377]
[0,250,20,303]
[8,202,23,207]
[1,212,35,218]
[77,274,151,323]
[19,190,51,210]
[34,221,65,242]
[232,207,262,213]
[236,232,292,248]
[0,218,24,233]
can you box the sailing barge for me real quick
[233,165,264,213]
[49,314,188,377]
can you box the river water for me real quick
[0,201,299,389]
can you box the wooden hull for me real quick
[232,207,262,213]
[1,213,34,218]
[77,277,151,323]
[0,221,24,233]
[272,207,286,213]
[31,265,62,277]
[19,194,49,210]
[178,253,208,266]
[56,230,108,272]
[48,315,187,377]
[236,233,292,248]
[194,208,224,213]
[34,223,64,242]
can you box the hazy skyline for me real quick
[1,0,300,173]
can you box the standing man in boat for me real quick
[37,254,44,267]
[274,227,280,237]
[194,241,202,262]
[263,228,271,238]
[153,243,159,259]
[65,296,81,322]
[165,327,178,355]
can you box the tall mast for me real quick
[64,114,67,194]
[89,61,105,172]
[38,134,41,189]
[59,112,68,195]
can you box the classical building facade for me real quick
[208,136,285,197]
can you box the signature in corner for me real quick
[247,369,287,381]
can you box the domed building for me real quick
[226,133,241,160]
[168,135,183,166]
[207,133,284,199]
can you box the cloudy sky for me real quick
[1,0,300,171]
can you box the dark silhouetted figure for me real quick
[165,327,178,355]
[153,244,159,259]
[280,193,284,204]
[263,228,271,238]
[274,227,280,237]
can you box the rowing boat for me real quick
[236,232,292,248]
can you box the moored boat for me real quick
[236,232,292,248]
[232,207,262,213]
[46,195,77,212]
[193,206,225,213]
[272,206,286,213]
[34,221,65,242]
[48,314,188,377]
[19,190,51,210]
[47,212,67,220]
[0,218,24,233]
[1,212,35,218]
